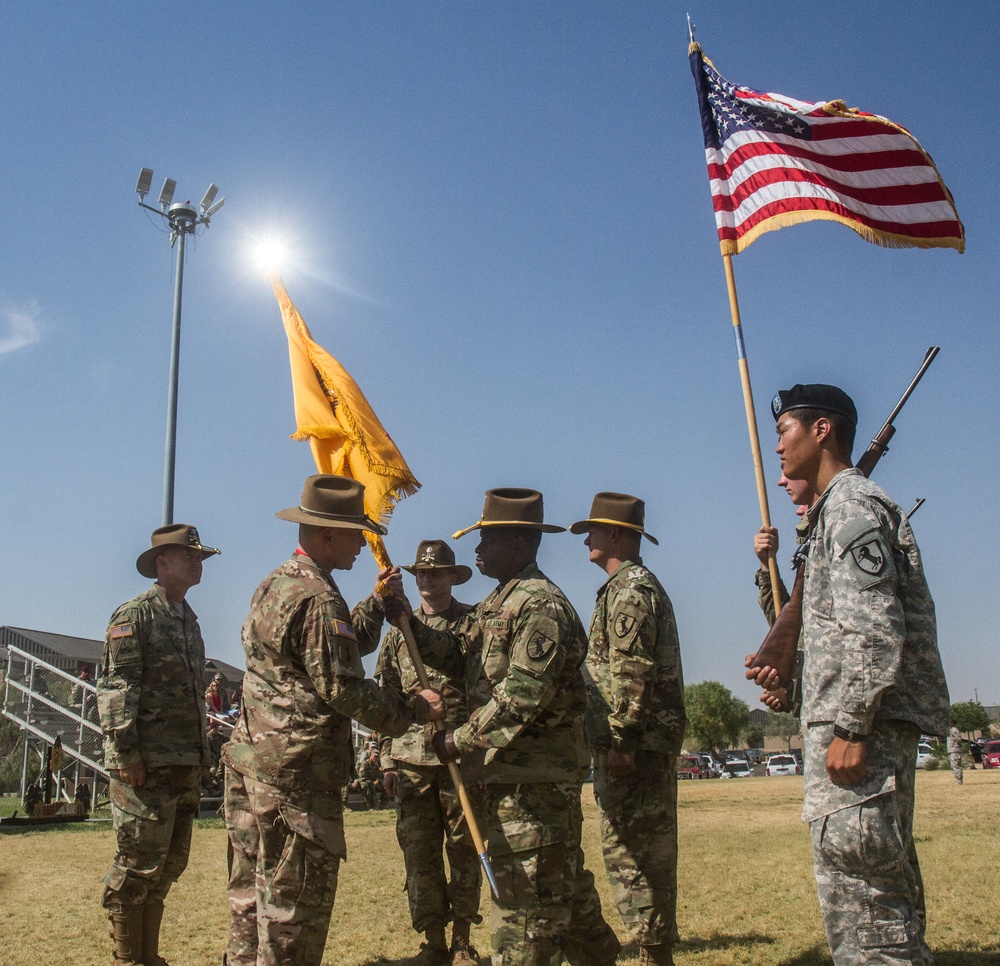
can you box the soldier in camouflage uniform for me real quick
[222,475,445,966]
[97,523,220,966]
[358,747,383,809]
[393,489,620,966]
[946,720,963,784]
[770,384,949,966]
[376,539,482,966]
[570,493,686,966]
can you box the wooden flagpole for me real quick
[722,253,783,614]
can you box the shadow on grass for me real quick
[934,949,1000,966]
[674,932,777,954]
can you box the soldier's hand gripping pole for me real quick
[392,614,500,898]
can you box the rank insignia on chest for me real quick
[526,631,555,660]
[850,541,885,576]
[614,615,636,639]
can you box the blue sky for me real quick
[2,2,997,711]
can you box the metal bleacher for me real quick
[2,644,108,808]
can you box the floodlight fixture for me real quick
[158,178,177,210]
[200,183,219,213]
[136,167,154,199]
[204,196,226,219]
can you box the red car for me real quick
[678,755,708,779]
[982,738,1000,769]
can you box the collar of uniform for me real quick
[290,549,338,589]
[151,580,196,621]
[491,561,542,605]
[595,558,642,598]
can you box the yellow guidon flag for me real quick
[272,276,419,568]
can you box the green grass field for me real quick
[0,769,997,966]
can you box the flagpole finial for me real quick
[687,13,696,44]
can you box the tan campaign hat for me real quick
[453,488,565,539]
[276,474,387,535]
[136,524,221,579]
[568,492,659,545]
[402,539,473,584]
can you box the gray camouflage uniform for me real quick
[376,599,484,935]
[222,552,427,966]
[582,560,686,950]
[97,583,210,915]
[412,562,618,966]
[946,726,963,784]
[802,469,949,965]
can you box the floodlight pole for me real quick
[134,169,225,526]
[162,204,197,525]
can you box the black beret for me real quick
[771,384,857,426]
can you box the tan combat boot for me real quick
[108,908,144,965]
[638,944,674,966]
[450,918,479,965]
[141,897,170,966]
[404,923,450,965]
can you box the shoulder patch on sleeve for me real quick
[613,614,637,640]
[526,630,555,661]
[109,623,133,639]
[326,618,357,640]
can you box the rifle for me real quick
[746,348,939,701]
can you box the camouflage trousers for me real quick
[949,753,963,784]
[807,723,930,965]
[394,761,483,932]
[101,765,201,912]
[592,751,679,947]
[487,781,616,966]
[224,768,345,966]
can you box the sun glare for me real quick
[251,235,291,276]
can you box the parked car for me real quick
[981,738,1000,769]
[720,760,753,779]
[765,754,801,777]
[678,755,708,779]
[915,742,936,769]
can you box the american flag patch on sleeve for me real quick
[109,623,134,639]
[327,619,357,640]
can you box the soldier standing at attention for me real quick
[771,384,949,966]
[97,524,220,966]
[222,475,445,966]
[570,493,686,966]
[388,488,620,966]
[947,719,963,785]
[376,539,482,966]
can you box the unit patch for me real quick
[526,631,555,661]
[614,615,636,640]
[850,540,886,576]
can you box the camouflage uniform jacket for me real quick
[412,562,591,784]
[223,551,419,796]
[97,583,210,770]
[582,560,686,757]
[376,599,473,768]
[803,468,948,755]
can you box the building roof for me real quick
[1,625,102,664]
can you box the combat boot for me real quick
[638,944,674,966]
[108,908,144,965]
[404,923,450,965]
[449,918,479,965]
[141,897,170,966]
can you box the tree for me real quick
[764,710,802,751]
[951,701,991,737]
[684,681,750,752]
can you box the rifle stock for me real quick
[745,347,939,705]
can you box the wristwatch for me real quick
[833,725,866,742]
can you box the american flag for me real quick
[690,44,964,255]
